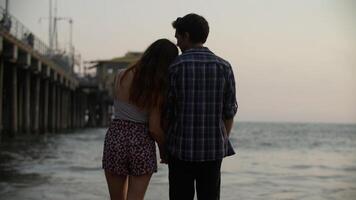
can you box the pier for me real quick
[0,6,124,140]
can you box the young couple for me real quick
[102,13,238,200]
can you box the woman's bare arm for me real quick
[148,105,167,163]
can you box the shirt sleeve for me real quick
[223,64,238,120]
[163,65,177,123]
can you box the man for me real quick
[0,14,12,31]
[165,13,238,200]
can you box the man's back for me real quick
[166,47,237,161]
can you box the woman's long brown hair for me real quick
[120,39,178,111]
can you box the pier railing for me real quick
[0,7,50,56]
[0,6,80,74]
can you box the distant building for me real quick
[89,51,142,98]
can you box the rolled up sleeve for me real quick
[223,65,238,120]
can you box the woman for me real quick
[102,39,178,200]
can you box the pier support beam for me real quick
[32,75,40,133]
[43,79,49,133]
[68,90,72,129]
[70,91,75,129]
[17,70,24,133]
[76,93,80,128]
[82,93,87,127]
[77,93,81,128]
[65,89,70,129]
[77,92,81,128]
[62,89,67,130]
[101,102,108,127]
[61,89,65,130]
[10,65,18,136]
[56,86,61,131]
[50,83,56,133]
[69,92,73,129]
[0,58,4,138]
[79,92,84,128]
[23,70,31,134]
[75,92,80,128]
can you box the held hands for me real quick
[160,157,168,164]
[159,146,168,164]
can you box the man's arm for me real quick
[224,118,234,137]
[148,101,167,164]
[222,64,238,136]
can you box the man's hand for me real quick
[223,118,234,137]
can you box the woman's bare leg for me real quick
[105,170,128,200]
[127,173,153,200]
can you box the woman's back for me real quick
[103,39,178,200]
[113,69,148,123]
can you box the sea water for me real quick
[0,122,355,200]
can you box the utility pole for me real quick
[41,0,78,73]
[5,0,9,16]
[55,17,73,54]
[48,0,53,54]
[53,0,58,52]
[49,0,73,55]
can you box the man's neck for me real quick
[183,43,204,52]
[191,43,204,49]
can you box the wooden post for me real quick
[77,93,80,128]
[61,89,66,130]
[0,58,4,137]
[64,90,67,129]
[101,102,107,127]
[62,88,66,130]
[32,75,40,133]
[76,92,79,128]
[2,62,10,135]
[87,95,94,127]
[78,93,81,128]
[60,89,63,130]
[83,93,87,127]
[50,83,56,133]
[79,92,84,128]
[68,89,73,129]
[43,79,49,133]
[56,86,61,131]
[18,71,23,133]
[72,91,76,129]
[71,92,75,129]
[24,70,31,134]
[10,65,18,136]
[69,91,73,129]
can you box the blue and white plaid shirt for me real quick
[165,47,238,161]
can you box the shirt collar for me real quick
[183,46,210,54]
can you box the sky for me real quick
[1,0,355,124]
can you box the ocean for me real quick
[0,122,355,200]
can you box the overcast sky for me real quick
[1,0,355,124]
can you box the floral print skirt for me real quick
[102,119,157,176]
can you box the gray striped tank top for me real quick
[113,70,148,123]
[113,100,148,123]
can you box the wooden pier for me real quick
[0,7,142,141]
[0,28,86,137]
[0,26,112,140]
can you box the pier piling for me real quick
[0,58,4,138]
[0,9,117,138]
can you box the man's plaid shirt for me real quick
[165,47,238,161]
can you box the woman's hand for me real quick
[159,146,168,164]
[160,158,168,164]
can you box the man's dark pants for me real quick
[168,156,222,200]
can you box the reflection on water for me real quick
[0,129,107,200]
[0,123,356,200]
